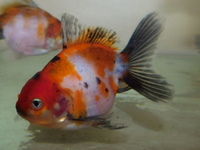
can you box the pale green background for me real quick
[0,0,200,150]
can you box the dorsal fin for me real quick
[16,0,38,7]
[61,13,118,49]
[61,13,82,48]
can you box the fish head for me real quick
[16,72,70,128]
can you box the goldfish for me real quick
[16,12,174,130]
[0,0,62,56]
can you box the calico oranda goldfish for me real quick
[0,0,62,56]
[16,12,174,130]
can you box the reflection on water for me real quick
[20,125,128,150]
[0,51,200,149]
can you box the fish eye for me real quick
[32,98,43,109]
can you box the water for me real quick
[0,0,200,149]
[0,52,199,150]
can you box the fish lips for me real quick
[16,105,28,118]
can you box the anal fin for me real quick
[70,113,128,130]
[93,120,128,130]
[117,80,131,93]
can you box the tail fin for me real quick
[120,12,174,102]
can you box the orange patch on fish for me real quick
[66,74,82,81]
[37,23,45,39]
[99,81,109,98]
[1,7,37,25]
[71,90,87,119]
[0,6,57,27]
[67,43,116,78]
[120,53,129,64]
[0,3,24,14]
[45,17,61,38]
[43,54,82,84]
[108,76,118,95]
[30,106,47,116]
[95,95,100,101]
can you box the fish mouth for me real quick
[16,107,28,118]
[15,102,28,118]
[15,107,52,126]
[16,107,67,127]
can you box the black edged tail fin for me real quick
[120,12,174,102]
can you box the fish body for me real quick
[16,13,174,129]
[0,0,62,56]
